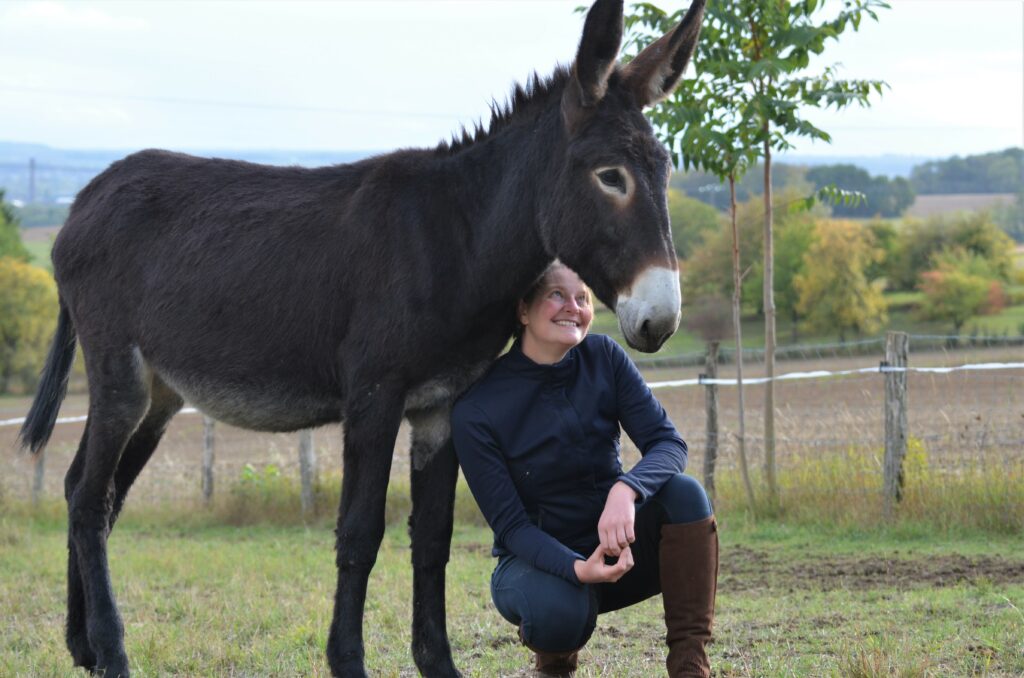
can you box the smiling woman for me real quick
[452,261,718,677]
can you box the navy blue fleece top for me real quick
[451,334,687,585]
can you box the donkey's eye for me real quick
[597,169,626,192]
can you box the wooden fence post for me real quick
[883,331,909,519]
[32,449,45,506]
[298,429,317,515]
[702,341,719,500]
[202,416,215,504]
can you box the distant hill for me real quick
[0,141,378,205]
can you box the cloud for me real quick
[8,2,149,32]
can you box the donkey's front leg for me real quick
[327,382,404,678]
[408,409,461,677]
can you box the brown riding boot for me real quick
[659,515,719,678]
[532,648,579,677]
[519,626,580,677]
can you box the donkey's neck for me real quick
[439,103,565,303]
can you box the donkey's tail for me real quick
[19,299,77,456]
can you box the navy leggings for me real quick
[489,473,713,653]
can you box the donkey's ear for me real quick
[562,0,623,134]
[621,0,705,108]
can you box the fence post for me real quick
[298,429,317,515]
[202,416,215,504]
[703,341,719,500]
[32,449,45,506]
[883,331,909,519]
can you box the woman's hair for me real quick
[513,261,591,339]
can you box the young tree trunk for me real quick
[762,137,778,505]
[730,175,755,509]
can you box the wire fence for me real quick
[2,335,1022,512]
[633,333,1024,368]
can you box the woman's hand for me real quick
[597,481,637,556]
[573,544,634,584]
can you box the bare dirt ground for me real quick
[721,546,1024,592]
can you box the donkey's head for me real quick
[539,0,704,353]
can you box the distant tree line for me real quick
[672,147,1023,220]
[805,165,914,218]
[910,147,1022,195]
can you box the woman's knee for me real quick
[491,558,598,652]
[653,473,713,524]
[518,587,598,652]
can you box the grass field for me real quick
[2,507,1023,677]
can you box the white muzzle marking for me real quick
[616,266,682,351]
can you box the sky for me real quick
[0,0,1021,159]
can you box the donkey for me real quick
[19,0,704,675]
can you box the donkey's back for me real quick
[53,149,386,430]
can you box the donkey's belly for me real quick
[152,363,343,432]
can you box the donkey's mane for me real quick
[435,65,572,155]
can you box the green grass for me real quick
[2,511,1022,677]
[3,448,1022,675]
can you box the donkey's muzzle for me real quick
[616,267,681,353]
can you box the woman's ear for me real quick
[517,300,530,326]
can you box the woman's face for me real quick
[518,265,594,362]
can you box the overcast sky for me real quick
[0,0,1021,158]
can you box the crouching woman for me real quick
[451,262,718,677]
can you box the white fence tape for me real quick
[646,361,1024,389]
[1,363,1022,428]
[0,407,198,429]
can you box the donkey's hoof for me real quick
[327,650,368,678]
[412,647,462,678]
[67,636,97,672]
[93,652,130,678]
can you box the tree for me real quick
[683,193,764,306]
[627,0,888,504]
[667,188,724,258]
[918,248,1005,334]
[0,257,59,393]
[888,212,1015,290]
[795,220,887,341]
[0,189,31,263]
[743,203,818,342]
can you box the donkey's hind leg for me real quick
[64,421,97,670]
[64,348,154,678]
[408,408,461,678]
[65,375,182,673]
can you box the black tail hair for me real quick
[19,300,77,455]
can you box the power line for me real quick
[0,83,463,120]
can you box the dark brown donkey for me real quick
[19,1,704,675]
